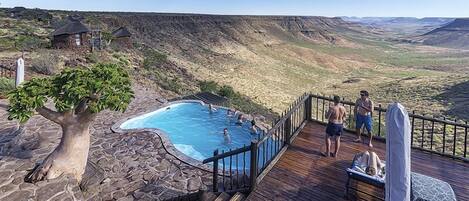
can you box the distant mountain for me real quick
[421,18,469,49]
[341,17,454,36]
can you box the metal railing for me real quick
[201,92,468,197]
[310,94,468,162]
[202,93,311,193]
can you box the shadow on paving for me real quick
[435,80,469,120]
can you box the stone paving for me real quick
[0,84,211,201]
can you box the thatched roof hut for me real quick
[111,27,132,48]
[51,17,91,49]
[112,27,132,38]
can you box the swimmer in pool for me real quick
[223,128,231,144]
[250,119,258,134]
[236,114,244,125]
[208,104,217,113]
[227,108,237,117]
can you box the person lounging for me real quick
[355,151,385,177]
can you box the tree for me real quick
[7,63,134,183]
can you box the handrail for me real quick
[202,92,311,194]
[258,93,309,144]
[311,93,468,162]
[201,92,468,198]
[202,146,251,164]
[310,93,469,128]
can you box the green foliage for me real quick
[85,52,99,64]
[197,80,274,118]
[143,49,167,69]
[15,35,46,51]
[102,31,113,42]
[199,80,218,93]
[7,63,134,123]
[0,37,16,50]
[0,78,15,97]
[218,85,235,98]
[31,53,60,75]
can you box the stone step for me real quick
[229,192,245,201]
[214,192,231,201]
[200,191,217,201]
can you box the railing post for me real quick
[305,94,312,121]
[250,140,259,192]
[443,117,447,154]
[378,104,382,137]
[464,121,467,158]
[212,149,219,192]
[411,111,415,146]
[285,116,292,145]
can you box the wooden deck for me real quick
[247,121,469,201]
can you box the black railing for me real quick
[202,93,311,193]
[201,92,468,197]
[310,94,469,162]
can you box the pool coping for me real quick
[111,99,265,174]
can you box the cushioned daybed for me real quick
[345,155,456,201]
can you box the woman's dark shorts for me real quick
[326,122,343,137]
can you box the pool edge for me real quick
[111,99,226,173]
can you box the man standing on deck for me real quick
[354,90,375,147]
[323,95,346,157]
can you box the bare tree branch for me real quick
[36,107,64,124]
[75,99,88,115]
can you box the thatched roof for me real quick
[112,27,132,38]
[51,18,90,36]
[10,7,26,13]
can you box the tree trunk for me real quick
[25,122,91,183]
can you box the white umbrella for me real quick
[15,57,24,87]
[385,103,411,201]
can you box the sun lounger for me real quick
[345,154,456,201]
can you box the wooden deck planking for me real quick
[247,121,469,201]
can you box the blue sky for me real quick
[1,0,468,18]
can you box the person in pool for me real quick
[223,128,231,144]
[208,104,217,113]
[227,108,237,117]
[250,119,258,134]
[236,114,244,125]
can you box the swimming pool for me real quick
[120,101,269,169]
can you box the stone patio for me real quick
[0,84,211,201]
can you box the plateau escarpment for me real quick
[421,18,469,49]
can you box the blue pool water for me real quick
[120,102,271,169]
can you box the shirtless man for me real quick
[323,95,346,157]
[354,90,374,147]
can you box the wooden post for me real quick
[212,149,219,192]
[250,140,259,192]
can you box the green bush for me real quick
[85,52,99,63]
[0,78,15,97]
[31,53,60,75]
[199,80,218,93]
[218,85,235,98]
[15,35,46,51]
[143,49,167,69]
